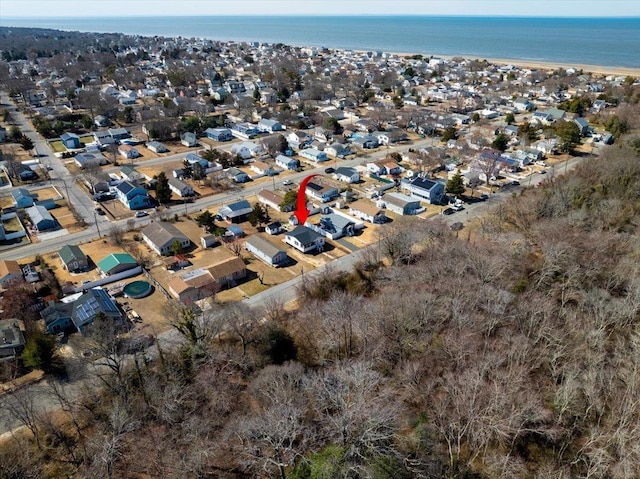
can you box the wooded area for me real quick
[3,130,640,478]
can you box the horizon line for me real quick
[2,14,640,19]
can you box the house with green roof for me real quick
[58,244,89,273]
[97,253,138,276]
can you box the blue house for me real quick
[185,153,210,169]
[115,181,152,210]
[41,288,123,334]
[205,128,233,141]
[26,205,56,231]
[218,199,253,223]
[275,154,299,170]
[181,132,198,147]
[61,132,81,149]
[574,117,590,136]
[226,167,250,183]
[11,188,34,208]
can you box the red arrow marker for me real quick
[294,174,319,224]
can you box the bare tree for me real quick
[233,363,308,479]
[4,386,45,450]
[304,361,402,470]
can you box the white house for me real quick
[250,160,278,176]
[142,222,191,256]
[284,226,325,253]
[168,178,195,197]
[245,234,288,267]
[257,189,286,211]
[257,119,284,133]
[401,177,446,204]
[275,154,299,170]
[299,148,328,163]
[333,167,360,183]
[349,199,386,224]
[287,130,311,149]
[230,141,263,160]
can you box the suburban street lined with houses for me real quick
[0,33,614,443]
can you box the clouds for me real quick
[1,0,639,18]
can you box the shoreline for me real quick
[383,51,640,77]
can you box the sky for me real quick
[1,0,639,18]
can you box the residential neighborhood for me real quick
[0,13,639,479]
[0,25,634,437]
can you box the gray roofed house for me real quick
[74,152,108,169]
[120,165,143,182]
[333,166,360,183]
[402,177,446,204]
[181,131,198,147]
[146,140,169,153]
[26,204,56,231]
[306,181,339,203]
[226,167,249,183]
[574,117,590,136]
[284,225,326,253]
[245,234,288,266]
[310,213,356,240]
[142,221,191,256]
[108,127,131,140]
[382,192,423,215]
[168,177,195,197]
[72,288,123,333]
[0,319,26,362]
[59,244,89,272]
[11,188,34,208]
[219,199,253,223]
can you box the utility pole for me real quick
[94,210,101,238]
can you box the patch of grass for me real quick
[2,216,23,233]
[49,140,65,153]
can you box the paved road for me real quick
[0,95,593,435]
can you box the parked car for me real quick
[324,167,335,174]
[135,210,148,218]
[94,207,105,215]
[282,179,293,186]
[442,207,456,215]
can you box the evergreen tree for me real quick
[446,171,465,197]
[491,132,509,152]
[22,330,58,373]
[556,120,581,154]
[441,125,458,142]
[248,203,269,228]
[155,172,172,204]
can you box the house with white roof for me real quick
[257,119,284,133]
[299,148,328,163]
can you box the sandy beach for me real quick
[390,51,640,77]
[469,56,640,78]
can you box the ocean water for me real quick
[1,16,639,68]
